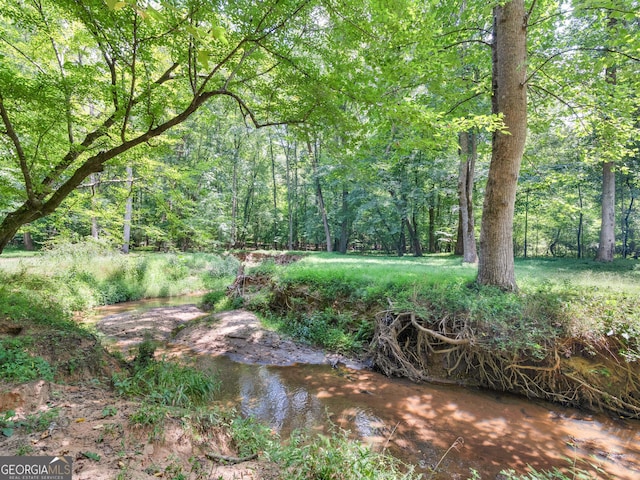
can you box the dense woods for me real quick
[1,0,639,288]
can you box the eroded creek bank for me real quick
[94,300,640,479]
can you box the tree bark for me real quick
[230,137,241,248]
[90,174,99,240]
[405,215,423,257]
[458,131,478,263]
[596,160,616,261]
[308,139,332,252]
[338,186,350,254]
[269,133,278,248]
[595,55,617,262]
[23,232,34,251]
[122,166,134,254]
[477,0,528,291]
[577,184,584,259]
[428,205,436,253]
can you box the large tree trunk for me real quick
[596,57,617,262]
[23,232,34,251]
[405,215,423,257]
[458,131,478,263]
[596,160,616,261]
[477,0,528,291]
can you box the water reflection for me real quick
[91,297,639,479]
[196,355,640,479]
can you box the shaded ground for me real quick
[171,309,363,369]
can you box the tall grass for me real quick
[0,240,239,312]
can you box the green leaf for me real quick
[186,25,200,38]
[2,427,14,437]
[197,51,210,70]
[145,8,164,22]
[211,26,228,45]
[106,0,127,11]
[82,452,101,461]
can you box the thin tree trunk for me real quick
[339,186,349,254]
[458,131,478,263]
[623,178,634,259]
[577,184,584,259]
[428,205,436,253]
[269,133,278,249]
[282,136,296,250]
[523,189,529,259]
[478,0,528,291]
[122,166,134,254]
[397,218,406,257]
[230,138,240,248]
[90,174,99,240]
[308,139,332,252]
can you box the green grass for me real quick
[242,252,640,358]
[0,241,239,312]
[266,428,420,480]
[113,340,219,409]
[268,252,640,295]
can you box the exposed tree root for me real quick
[371,306,640,419]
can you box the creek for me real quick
[95,298,640,479]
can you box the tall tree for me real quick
[595,15,618,262]
[477,0,528,290]
[458,131,478,263]
[122,166,134,254]
[0,0,318,253]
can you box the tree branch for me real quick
[39,62,179,192]
[0,94,37,206]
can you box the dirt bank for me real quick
[3,305,317,480]
[0,380,278,480]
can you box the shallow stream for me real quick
[96,298,640,479]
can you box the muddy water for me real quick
[95,298,640,479]
[195,355,639,479]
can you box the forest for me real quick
[1,1,640,478]
[0,0,638,290]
